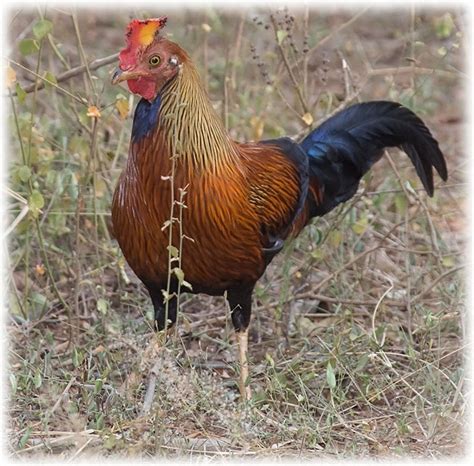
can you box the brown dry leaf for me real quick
[92,344,106,355]
[6,66,16,88]
[302,112,313,126]
[115,98,129,120]
[86,105,101,118]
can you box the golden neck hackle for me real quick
[158,60,240,176]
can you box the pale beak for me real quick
[111,67,143,85]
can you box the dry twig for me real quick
[13,52,119,95]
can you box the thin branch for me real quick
[141,359,162,416]
[368,65,464,79]
[294,211,425,299]
[13,53,119,95]
[71,12,97,97]
[292,292,402,308]
[412,265,465,303]
[9,59,86,105]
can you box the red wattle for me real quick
[127,78,156,101]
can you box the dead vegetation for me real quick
[6,5,467,460]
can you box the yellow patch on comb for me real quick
[137,22,160,46]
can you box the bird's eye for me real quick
[148,55,161,67]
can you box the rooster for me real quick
[111,17,447,400]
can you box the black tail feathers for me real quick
[300,101,447,217]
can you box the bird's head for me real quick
[111,16,187,102]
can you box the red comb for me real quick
[119,16,168,69]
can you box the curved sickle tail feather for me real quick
[300,101,448,218]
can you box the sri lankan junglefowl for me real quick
[111,16,447,400]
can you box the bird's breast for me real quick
[112,158,265,293]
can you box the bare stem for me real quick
[269,13,309,115]
[14,53,119,95]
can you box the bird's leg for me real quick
[237,328,251,401]
[227,286,254,402]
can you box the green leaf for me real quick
[160,219,170,229]
[94,378,103,394]
[172,267,192,290]
[97,298,108,315]
[355,354,369,372]
[313,227,323,245]
[173,267,184,283]
[265,353,275,368]
[352,215,368,235]
[275,372,288,387]
[104,434,116,450]
[33,19,53,40]
[95,412,104,430]
[326,361,336,389]
[442,256,455,268]
[167,245,179,258]
[162,289,175,303]
[182,279,193,291]
[277,30,288,45]
[374,325,386,346]
[18,427,32,449]
[16,83,27,104]
[434,13,455,39]
[43,71,57,88]
[311,249,324,261]
[18,165,32,182]
[349,326,360,341]
[72,347,84,368]
[437,46,448,57]
[65,170,79,201]
[19,39,39,56]
[394,193,408,215]
[29,190,44,211]
[33,369,42,388]
[10,373,17,394]
[329,230,343,248]
[29,291,47,313]
[78,107,90,128]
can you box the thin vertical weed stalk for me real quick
[8,23,73,324]
[141,92,193,415]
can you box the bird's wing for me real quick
[238,138,309,261]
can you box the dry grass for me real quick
[6,5,467,460]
